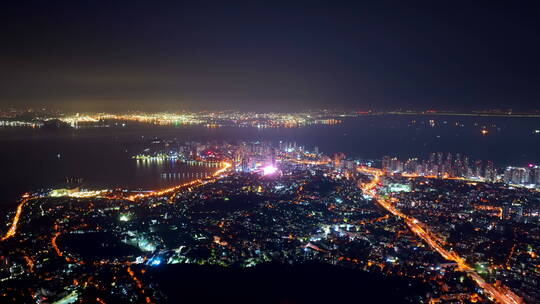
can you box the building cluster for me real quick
[383,175,540,303]
[133,139,325,175]
[0,161,499,303]
[383,153,540,188]
[383,152,497,180]
[1,143,539,303]
[503,165,540,186]
[383,153,497,181]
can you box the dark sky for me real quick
[1,1,540,111]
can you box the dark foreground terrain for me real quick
[147,262,428,304]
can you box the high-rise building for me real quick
[344,159,356,171]
[389,157,403,173]
[463,156,470,177]
[333,152,346,169]
[532,166,540,185]
[485,161,496,182]
[504,167,530,184]
[474,160,483,178]
[404,158,418,173]
[382,156,390,172]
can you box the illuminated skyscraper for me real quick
[333,152,346,169]
[484,161,496,181]
[382,156,390,172]
[474,160,483,178]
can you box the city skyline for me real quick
[1,139,537,303]
[2,1,540,303]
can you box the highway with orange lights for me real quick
[357,166,523,304]
[287,158,331,166]
[0,195,30,241]
[0,158,525,303]
[126,161,232,200]
[0,160,233,303]
[0,161,233,243]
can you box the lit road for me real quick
[1,161,233,242]
[287,158,331,166]
[0,160,233,304]
[0,195,30,241]
[0,160,523,304]
[126,161,232,200]
[357,166,523,304]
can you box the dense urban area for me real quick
[4,1,540,303]
[2,108,540,129]
[0,138,539,304]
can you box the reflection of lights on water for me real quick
[262,165,277,175]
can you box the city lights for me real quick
[262,165,278,175]
[2,1,540,302]
[0,131,538,304]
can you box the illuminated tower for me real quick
[484,161,496,181]
[474,160,483,178]
[333,152,346,169]
[382,156,390,172]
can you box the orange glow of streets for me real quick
[96,298,106,304]
[127,266,155,304]
[23,255,34,273]
[0,161,232,304]
[126,161,232,201]
[357,166,523,304]
[287,158,331,166]
[51,232,63,257]
[1,162,233,242]
[0,196,30,241]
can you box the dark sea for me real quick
[0,114,539,210]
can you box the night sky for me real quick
[1,1,540,111]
